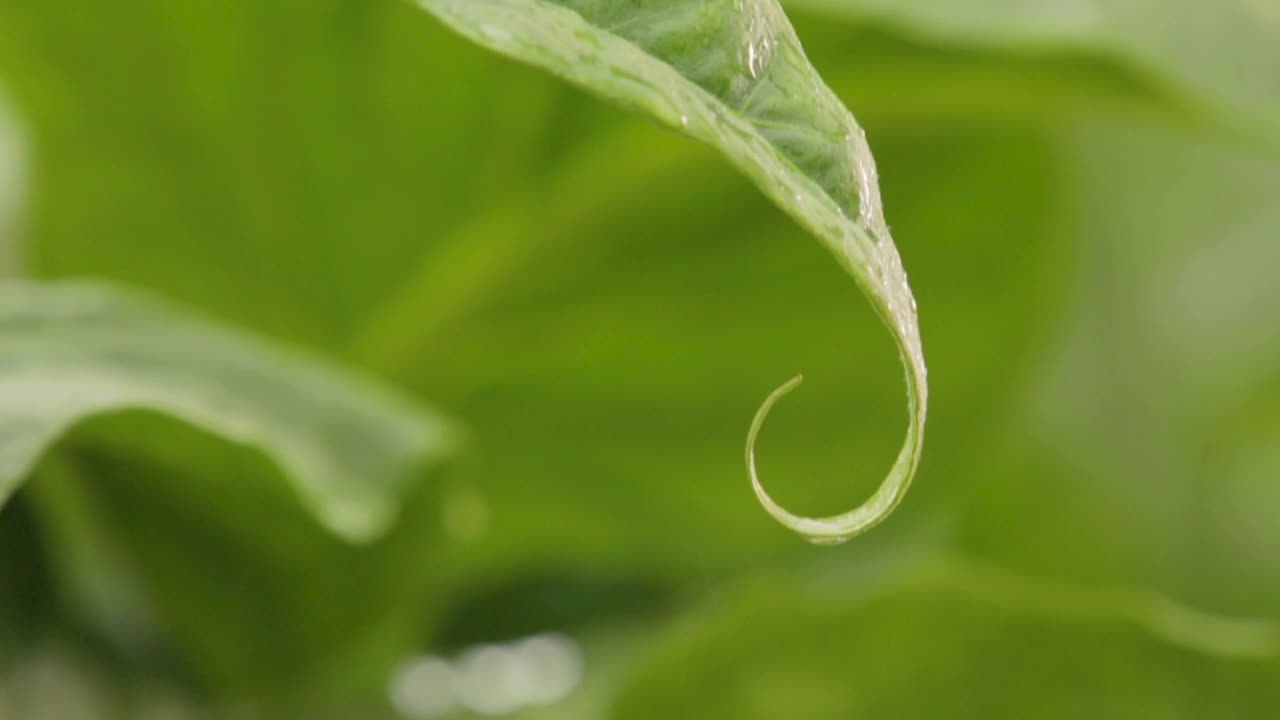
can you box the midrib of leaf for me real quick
[417,0,927,543]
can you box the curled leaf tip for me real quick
[418,0,928,546]
[748,364,924,545]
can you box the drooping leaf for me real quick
[416,0,927,543]
[611,555,1280,719]
[0,280,454,541]
[417,126,1062,573]
[0,0,1061,572]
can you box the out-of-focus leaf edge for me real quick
[0,280,456,542]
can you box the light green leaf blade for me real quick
[787,0,1280,145]
[417,0,927,543]
[0,280,454,541]
[610,556,1280,719]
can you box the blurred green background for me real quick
[1,0,1278,717]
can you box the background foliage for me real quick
[0,0,1277,717]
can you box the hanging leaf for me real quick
[416,0,927,543]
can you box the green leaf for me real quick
[0,280,453,541]
[0,87,21,272]
[415,126,1062,572]
[0,0,1065,573]
[1024,119,1280,610]
[611,556,1280,719]
[29,426,452,694]
[0,0,570,348]
[416,0,928,543]
[786,0,1280,146]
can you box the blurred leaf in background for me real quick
[613,553,1280,720]
[791,0,1280,142]
[0,0,1278,718]
[0,279,455,696]
[0,85,23,272]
